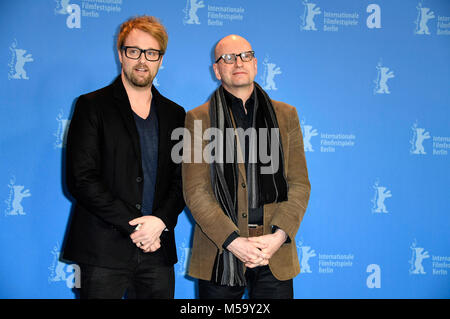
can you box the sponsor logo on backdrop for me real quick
[410,121,430,155]
[301,120,318,152]
[319,132,356,153]
[48,242,81,288]
[300,1,381,32]
[414,1,450,36]
[55,0,71,15]
[409,240,429,274]
[4,176,31,216]
[436,16,450,35]
[366,264,381,288]
[414,2,435,35]
[316,252,354,274]
[297,239,316,273]
[410,121,449,156]
[366,4,382,29]
[409,240,450,276]
[297,239,354,274]
[8,39,33,80]
[182,0,245,27]
[176,238,192,276]
[371,179,392,214]
[261,56,281,91]
[55,0,122,29]
[183,0,205,25]
[54,110,71,149]
[300,0,321,31]
[301,119,356,153]
[373,60,395,95]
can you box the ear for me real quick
[118,49,123,64]
[253,57,258,75]
[212,63,222,81]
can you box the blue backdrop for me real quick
[1,0,449,299]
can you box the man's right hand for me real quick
[226,237,269,268]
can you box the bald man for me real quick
[182,35,310,299]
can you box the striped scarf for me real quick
[209,82,288,286]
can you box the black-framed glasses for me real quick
[215,51,255,64]
[121,46,164,61]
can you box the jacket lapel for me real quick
[111,77,172,205]
[112,76,142,161]
[152,86,170,203]
[272,100,289,168]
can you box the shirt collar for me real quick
[222,87,255,114]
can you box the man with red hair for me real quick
[63,16,185,299]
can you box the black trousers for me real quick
[198,266,293,299]
[79,248,174,299]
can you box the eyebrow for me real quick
[123,45,160,51]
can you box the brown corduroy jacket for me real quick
[182,99,311,281]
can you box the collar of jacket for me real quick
[110,75,172,200]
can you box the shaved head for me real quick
[214,34,253,61]
[212,34,257,102]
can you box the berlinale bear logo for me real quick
[414,2,435,35]
[183,0,205,25]
[5,176,31,216]
[410,122,431,155]
[8,40,33,80]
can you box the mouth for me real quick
[134,66,149,73]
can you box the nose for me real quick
[235,56,244,67]
[138,53,147,64]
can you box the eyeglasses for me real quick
[121,46,164,61]
[215,51,255,64]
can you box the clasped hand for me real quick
[129,216,166,253]
[226,229,287,268]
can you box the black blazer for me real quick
[62,76,186,268]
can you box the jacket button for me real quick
[135,204,141,210]
[241,183,246,188]
[136,177,143,183]
[242,213,247,218]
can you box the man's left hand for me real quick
[246,229,288,267]
[129,216,166,252]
